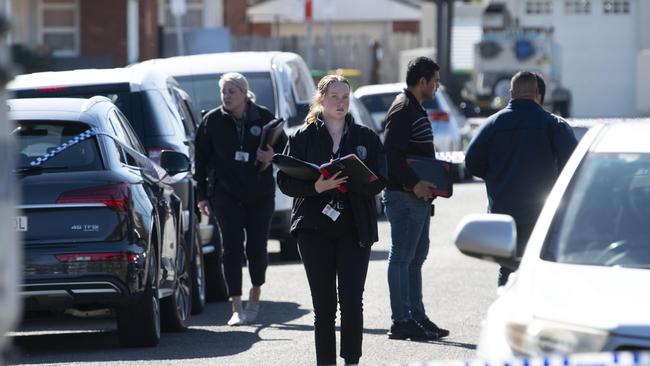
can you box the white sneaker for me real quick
[243,301,259,323]
[227,312,247,326]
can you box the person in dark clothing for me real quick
[382,56,450,341]
[465,71,578,286]
[277,75,385,366]
[195,72,286,326]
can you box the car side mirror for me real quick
[159,150,190,175]
[454,213,518,268]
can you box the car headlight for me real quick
[505,320,609,355]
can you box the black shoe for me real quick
[417,318,450,338]
[388,319,439,341]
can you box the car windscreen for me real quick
[541,152,650,269]
[175,72,276,116]
[13,121,103,172]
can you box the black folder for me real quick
[273,153,378,192]
[405,155,453,198]
[259,118,285,148]
[259,118,285,171]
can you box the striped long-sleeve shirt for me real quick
[383,89,436,191]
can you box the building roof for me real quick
[248,0,420,23]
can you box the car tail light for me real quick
[55,252,138,262]
[147,146,175,165]
[56,183,129,211]
[428,110,449,122]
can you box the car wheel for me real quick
[189,222,206,314]
[280,236,300,261]
[161,234,192,331]
[117,244,161,347]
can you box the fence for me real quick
[231,33,422,86]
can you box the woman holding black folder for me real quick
[195,72,286,326]
[277,75,386,366]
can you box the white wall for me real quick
[515,0,639,118]
[279,22,388,39]
[637,50,650,116]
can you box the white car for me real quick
[139,52,316,260]
[354,82,468,180]
[455,122,650,360]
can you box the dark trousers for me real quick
[211,192,274,297]
[297,230,371,365]
[498,221,535,286]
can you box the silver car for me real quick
[354,83,468,180]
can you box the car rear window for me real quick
[358,93,400,114]
[12,85,181,142]
[13,121,103,172]
[175,72,276,117]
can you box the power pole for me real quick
[434,0,454,86]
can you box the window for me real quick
[526,1,553,14]
[603,0,630,14]
[38,0,79,56]
[565,0,592,14]
[13,121,102,171]
[162,0,205,29]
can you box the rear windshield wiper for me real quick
[14,165,69,175]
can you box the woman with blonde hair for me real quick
[277,75,386,365]
[195,72,286,326]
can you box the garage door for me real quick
[522,0,638,118]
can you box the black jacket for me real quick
[383,89,436,191]
[195,101,286,203]
[465,99,578,225]
[277,115,386,247]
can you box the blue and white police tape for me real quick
[29,127,103,167]
[381,351,650,366]
[434,151,466,165]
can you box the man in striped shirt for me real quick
[383,57,450,341]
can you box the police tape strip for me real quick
[30,128,467,168]
[435,151,466,165]
[383,351,650,366]
[30,127,104,167]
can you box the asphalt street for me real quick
[10,180,499,366]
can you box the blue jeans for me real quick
[383,190,431,322]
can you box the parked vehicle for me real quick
[139,51,317,260]
[7,65,222,308]
[349,94,382,135]
[455,122,650,358]
[354,82,468,180]
[9,97,192,347]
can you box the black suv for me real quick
[9,96,192,346]
[9,66,228,312]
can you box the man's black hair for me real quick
[535,73,546,105]
[406,57,440,86]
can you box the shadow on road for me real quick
[10,301,310,364]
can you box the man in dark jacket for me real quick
[383,56,449,341]
[465,71,578,286]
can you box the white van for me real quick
[140,52,316,259]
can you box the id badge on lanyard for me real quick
[234,120,249,162]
